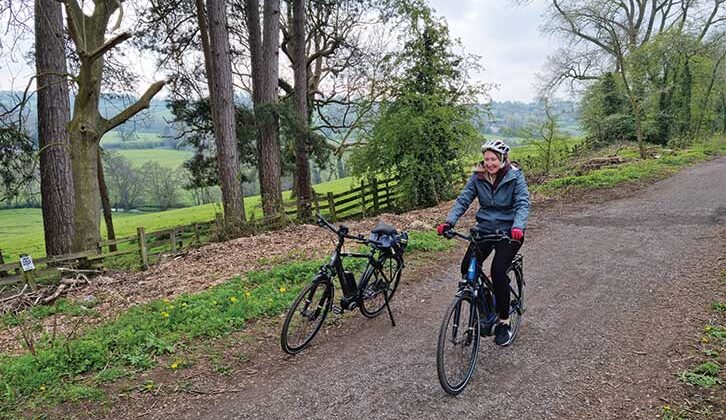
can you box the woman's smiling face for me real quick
[483,150,501,175]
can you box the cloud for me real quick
[428,0,559,102]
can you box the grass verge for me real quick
[534,137,726,194]
[0,231,452,418]
[660,270,725,420]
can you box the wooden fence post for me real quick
[22,270,38,292]
[19,254,38,292]
[137,227,149,269]
[170,228,177,253]
[215,213,224,229]
[385,180,391,208]
[371,178,379,214]
[327,192,337,221]
[313,191,320,215]
[360,179,367,217]
[0,249,6,277]
[193,223,200,244]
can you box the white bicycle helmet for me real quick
[481,139,510,156]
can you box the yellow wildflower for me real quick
[230,296,239,303]
[161,311,170,318]
[279,287,287,293]
[39,385,46,391]
[170,362,179,369]
[244,291,251,298]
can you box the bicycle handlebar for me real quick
[316,213,384,247]
[443,228,520,245]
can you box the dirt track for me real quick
[115,159,726,419]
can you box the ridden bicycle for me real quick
[436,228,525,395]
[280,214,408,354]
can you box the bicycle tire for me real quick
[506,266,525,341]
[359,254,403,318]
[280,278,333,354]
[437,293,480,395]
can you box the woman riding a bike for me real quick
[437,139,530,346]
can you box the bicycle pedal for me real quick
[331,305,343,315]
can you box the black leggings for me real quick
[460,238,523,320]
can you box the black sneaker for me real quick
[494,323,513,346]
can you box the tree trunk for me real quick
[69,59,104,252]
[195,0,216,100]
[97,150,116,252]
[207,0,246,230]
[35,0,74,257]
[618,60,646,159]
[292,0,312,221]
[258,0,283,218]
[693,51,726,138]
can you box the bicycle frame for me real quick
[449,230,523,328]
[315,215,400,324]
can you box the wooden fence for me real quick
[0,220,217,289]
[0,176,402,289]
[283,176,400,221]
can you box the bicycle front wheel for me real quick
[437,293,480,395]
[280,279,333,354]
[359,254,403,318]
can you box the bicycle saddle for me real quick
[371,222,398,235]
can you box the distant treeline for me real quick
[0,91,581,149]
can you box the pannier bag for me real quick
[368,222,408,255]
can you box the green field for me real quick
[100,131,170,149]
[0,176,362,261]
[4,137,722,262]
[116,149,193,170]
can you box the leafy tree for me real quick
[580,72,635,147]
[102,151,145,211]
[518,97,570,176]
[168,97,257,193]
[538,0,725,156]
[142,161,182,210]
[0,124,36,205]
[351,4,484,209]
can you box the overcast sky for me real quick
[0,0,558,103]
[427,0,557,102]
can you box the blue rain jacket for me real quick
[445,166,530,232]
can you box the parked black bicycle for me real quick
[280,214,408,354]
[436,228,525,395]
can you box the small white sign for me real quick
[20,255,35,272]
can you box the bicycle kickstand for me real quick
[383,290,396,327]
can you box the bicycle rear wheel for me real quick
[359,254,403,318]
[506,266,525,341]
[280,278,333,354]
[437,293,480,395]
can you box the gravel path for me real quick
[143,159,726,419]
